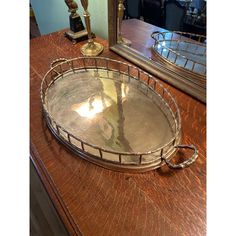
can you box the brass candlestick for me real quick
[80,0,104,56]
[117,0,131,46]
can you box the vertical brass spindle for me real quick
[99,149,103,159]
[139,155,142,164]
[67,133,71,143]
[119,154,122,163]
[81,141,85,151]
[184,58,188,68]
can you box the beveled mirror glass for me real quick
[108,0,206,103]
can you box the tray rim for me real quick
[44,112,181,173]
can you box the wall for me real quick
[31,0,108,39]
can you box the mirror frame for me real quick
[108,0,206,103]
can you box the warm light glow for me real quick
[71,84,129,119]
[72,99,104,118]
[71,97,111,119]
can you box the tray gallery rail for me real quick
[151,31,206,85]
[41,57,198,172]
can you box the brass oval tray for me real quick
[151,31,206,85]
[41,57,198,172]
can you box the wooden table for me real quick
[122,19,167,60]
[30,29,206,236]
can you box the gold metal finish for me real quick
[80,0,104,56]
[117,0,131,46]
[41,57,198,172]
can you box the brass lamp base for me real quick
[80,41,104,56]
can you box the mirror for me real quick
[108,0,206,103]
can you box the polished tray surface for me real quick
[41,57,197,172]
[46,69,173,153]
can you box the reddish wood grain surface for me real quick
[121,19,166,59]
[30,29,206,236]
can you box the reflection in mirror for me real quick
[108,0,206,103]
[117,0,132,45]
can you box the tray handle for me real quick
[161,144,198,169]
[50,58,68,68]
[151,31,166,42]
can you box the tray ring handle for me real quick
[161,144,198,169]
[50,58,68,68]
[151,31,166,42]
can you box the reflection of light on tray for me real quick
[157,41,166,52]
[71,83,129,119]
[71,97,111,119]
[121,83,129,100]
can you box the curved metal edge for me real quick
[151,48,206,87]
[151,31,206,78]
[151,44,206,78]
[45,115,181,173]
[161,144,198,169]
[50,58,68,68]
